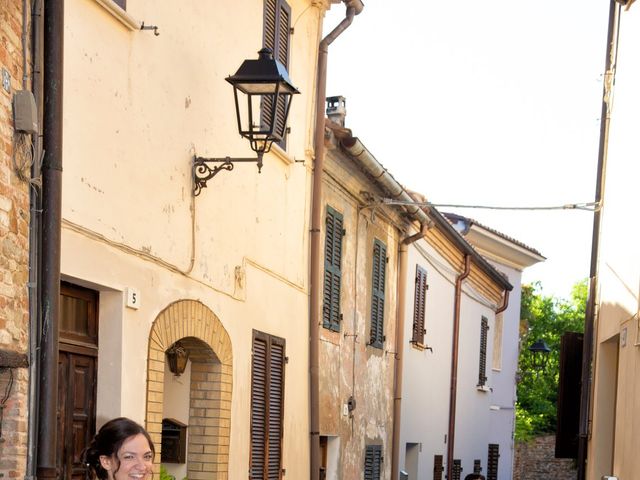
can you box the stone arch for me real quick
[146,299,232,479]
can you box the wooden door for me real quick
[57,283,99,480]
[57,350,97,480]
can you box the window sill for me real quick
[410,341,432,352]
[269,143,295,166]
[93,0,140,31]
[476,385,491,393]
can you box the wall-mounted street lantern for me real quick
[193,48,300,196]
[529,338,551,373]
[166,341,189,376]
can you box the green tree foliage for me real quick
[515,280,587,440]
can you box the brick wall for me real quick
[0,0,31,478]
[513,435,577,480]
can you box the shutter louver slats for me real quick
[478,316,489,386]
[250,338,268,479]
[364,445,382,480]
[487,444,499,480]
[251,332,286,480]
[370,240,386,348]
[412,265,427,344]
[262,0,290,148]
[433,454,443,480]
[323,207,343,332]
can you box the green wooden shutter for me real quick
[262,0,291,148]
[323,206,343,332]
[364,445,382,480]
[250,331,286,480]
[412,265,428,344]
[478,316,489,386]
[370,239,386,348]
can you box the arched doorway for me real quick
[146,300,233,479]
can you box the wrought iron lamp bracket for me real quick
[193,153,264,196]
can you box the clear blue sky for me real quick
[324,0,611,300]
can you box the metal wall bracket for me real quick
[193,154,262,196]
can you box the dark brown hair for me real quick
[83,417,155,479]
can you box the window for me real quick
[433,455,444,480]
[323,206,343,332]
[452,459,462,480]
[370,239,387,348]
[492,313,503,370]
[262,0,291,149]
[411,265,428,345]
[478,316,489,387]
[364,445,382,480]
[250,330,286,480]
[487,443,500,480]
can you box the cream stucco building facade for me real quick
[586,2,640,480]
[54,0,331,478]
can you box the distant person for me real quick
[464,474,486,480]
[83,417,155,480]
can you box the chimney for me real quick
[326,95,346,127]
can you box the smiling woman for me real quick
[83,418,156,480]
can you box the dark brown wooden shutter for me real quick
[250,331,286,480]
[433,455,443,480]
[412,265,428,344]
[323,206,343,332]
[473,459,482,474]
[478,316,489,386]
[262,0,291,148]
[370,239,386,348]
[452,459,462,480]
[555,332,583,459]
[487,443,499,480]
[364,445,382,480]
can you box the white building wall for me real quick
[399,239,455,480]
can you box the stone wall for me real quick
[0,0,31,478]
[513,435,577,480]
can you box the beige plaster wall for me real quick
[587,6,640,480]
[318,156,400,480]
[60,0,324,478]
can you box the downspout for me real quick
[391,223,429,480]
[26,0,44,478]
[309,3,363,480]
[577,1,620,478]
[36,1,64,479]
[446,254,471,480]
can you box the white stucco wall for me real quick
[399,237,522,480]
[399,240,456,480]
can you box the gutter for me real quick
[309,2,363,480]
[36,1,64,478]
[339,134,513,293]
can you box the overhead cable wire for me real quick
[381,199,601,212]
